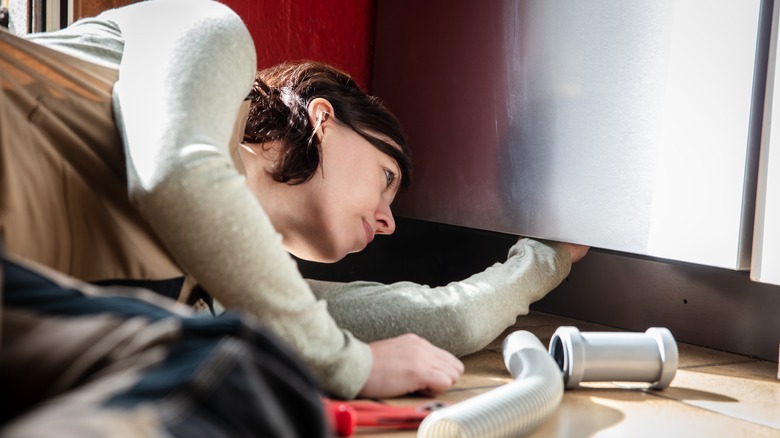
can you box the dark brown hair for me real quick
[243,61,411,191]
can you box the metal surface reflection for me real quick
[373,0,770,270]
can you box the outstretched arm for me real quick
[309,238,583,357]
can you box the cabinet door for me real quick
[753,0,780,285]
[373,0,769,269]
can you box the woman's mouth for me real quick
[363,220,375,245]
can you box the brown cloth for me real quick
[0,30,187,289]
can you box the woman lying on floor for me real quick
[0,0,587,434]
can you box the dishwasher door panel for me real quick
[373,0,769,270]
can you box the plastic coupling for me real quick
[548,326,679,389]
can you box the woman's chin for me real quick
[287,245,350,264]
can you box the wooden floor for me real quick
[350,311,780,437]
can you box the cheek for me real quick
[313,188,369,247]
[321,161,377,211]
[306,187,352,237]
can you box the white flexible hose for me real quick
[417,331,563,438]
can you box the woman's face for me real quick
[291,121,401,262]
[241,98,405,263]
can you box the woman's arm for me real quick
[104,0,373,398]
[308,238,574,356]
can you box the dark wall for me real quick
[297,218,519,287]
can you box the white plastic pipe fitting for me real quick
[548,326,679,389]
[416,327,679,438]
[417,330,563,438]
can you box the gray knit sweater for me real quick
[26,0,572,399]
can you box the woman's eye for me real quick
[384,169,397,189]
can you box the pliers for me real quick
[323,398,449,437]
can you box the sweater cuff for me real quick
[511,237,573,283]
[536,238,573,269]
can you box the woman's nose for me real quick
[375,203,396,235]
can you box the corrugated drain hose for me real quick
[417,327,678,437]
[417,330,563,438]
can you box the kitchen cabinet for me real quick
[754,0,780,286]
[373,0,772,272]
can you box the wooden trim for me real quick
[72,0,135,20]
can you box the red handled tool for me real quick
[323,398,448,437]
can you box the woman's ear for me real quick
[307,98,335,140]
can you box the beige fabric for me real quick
[0,30,185,286]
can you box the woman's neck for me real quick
[238,141,306,246]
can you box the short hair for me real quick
[244,61,411,191]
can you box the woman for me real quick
[239,62,588,399]
[1,0,586,416]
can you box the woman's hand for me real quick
[518,236,590,263]
[561,242,589,263]
[358,334,464,399]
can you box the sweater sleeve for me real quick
[104,0,371,399]
[307,238,572,357]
